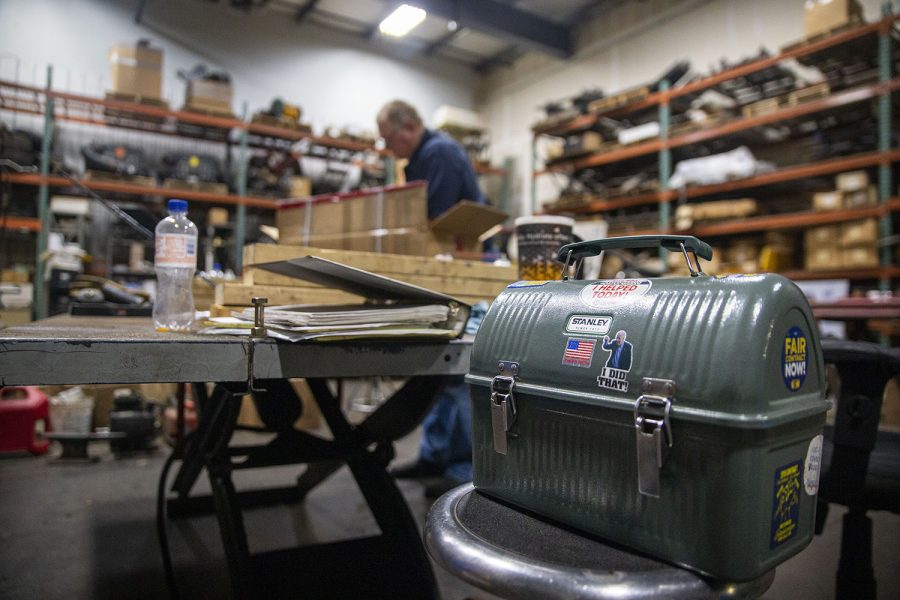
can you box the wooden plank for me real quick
[242,244,518,280]
[215,283,363,306]
[244,267,512,298]
[216,283,491,307]
[163,178,229,195]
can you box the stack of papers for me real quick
[197,255,471,343]
[200,303,459,342]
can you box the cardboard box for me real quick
[184,79,233,110]
[843,185,878,209]
[1,269,29,283]
[208,207,229,226]
[277,183,507,257]
[841,244,879,268]
[278,182,429,240]
[108,43,163,100]
[804,246,843,271]
[805,225,841,248]
[0,306,32,326]
[288,176,311,199]
[812,191,843,211]
[835,169,869,192]
[840,218,878,247]
[564,131,603,156]
[804,0,863,39]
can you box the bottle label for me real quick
[155,233,197,268]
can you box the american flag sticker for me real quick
[562,337,595,368]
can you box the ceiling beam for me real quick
[424,27,464,56]
[566,0,614,26]
[475,44,524,74]
[407,0,573,58]
[294,0,320,23]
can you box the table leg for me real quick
[306,377,440,599]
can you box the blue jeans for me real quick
[418,377,472,482]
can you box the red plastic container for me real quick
[0,386,52,455]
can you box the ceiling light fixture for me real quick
[379,4,427,37]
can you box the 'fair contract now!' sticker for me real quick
[580,280,652,309]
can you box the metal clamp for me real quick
[678,242,704,277]
[560,249,583,281]
[634,378,676,498]
[490,361,519,455]
[250,297,268,338]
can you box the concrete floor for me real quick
[0,426,898,600]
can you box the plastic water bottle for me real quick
[153,199,198,332]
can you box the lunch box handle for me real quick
[556,235,713,279]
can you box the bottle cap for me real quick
[168,199,188,213]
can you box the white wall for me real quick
[0,0,477,133]
[477,0,895,217]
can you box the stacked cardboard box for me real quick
[811,170,877,211]
[804,0,863,39]
[276,182,507,257]
[108,42,163,100]
[804,218,880,270]
[184,79,234,116]
[213,243,518,312]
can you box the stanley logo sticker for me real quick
[580,280,652,309]
[596,330,633,393]
[782,326,808,392]
[566,315,612,335]
[770,461,802,548]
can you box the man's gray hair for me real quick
[378,100,423,129]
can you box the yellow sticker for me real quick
[188,155,200,168]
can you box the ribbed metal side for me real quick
[475,399,723,554]
[477,292,552,365]
[641,288,740,405]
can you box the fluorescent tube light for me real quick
[379,4,426,37]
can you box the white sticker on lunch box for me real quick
[580,280,652,309]
[566,315,612,335]
[804,434,824,496]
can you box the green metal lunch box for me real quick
[466,235,829,582]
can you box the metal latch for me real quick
[634,378,676,498]
[490,361,519,455]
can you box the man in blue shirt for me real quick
[377,100,484,497]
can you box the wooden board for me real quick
[244,244,517,280]
[215,283,363,306]
[586,86,650,114]
[216,282,490,307]
[83,170,156,188]
[244,267,511,298]
[163,179,229,195]
[786,82,831,107]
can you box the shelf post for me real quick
[383,156,395,185]
[658,80,671,263]
[530,135,538,216]
[877,2,894,293]
[35,65,54,320]
[500,156,514,215]
[235,102,249,274]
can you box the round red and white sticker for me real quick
[580,280,652,309]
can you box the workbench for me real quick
[0,316,471,599]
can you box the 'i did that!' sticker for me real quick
[782,326,808,392]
